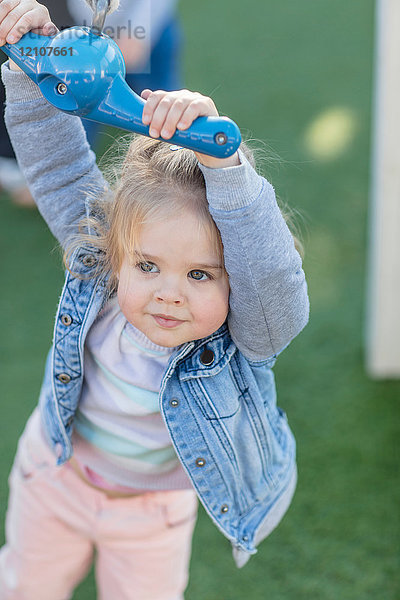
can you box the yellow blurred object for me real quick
[304,107,357,161]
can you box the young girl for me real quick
[0,2,309,598]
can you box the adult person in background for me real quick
[0,0,182,204]
[67,0,182,147]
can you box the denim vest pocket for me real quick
[182,352,294,496]
[184,362,242,421]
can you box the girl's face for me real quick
[117,211,230,347]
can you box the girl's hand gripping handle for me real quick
[1,26,241,158]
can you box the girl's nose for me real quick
[155,280,185,305]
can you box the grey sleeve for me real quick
[1,63,106,250]
[199,152,309,362]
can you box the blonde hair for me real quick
[65,135,302,289]
[66,135,226,290]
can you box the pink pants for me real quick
[0,412,198,600]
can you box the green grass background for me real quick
[1,0,399,598]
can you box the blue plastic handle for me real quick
[1,27,241,158]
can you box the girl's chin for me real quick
[144,326,189,348]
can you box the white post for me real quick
[366,0,400,377]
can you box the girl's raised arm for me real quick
[1,0,106,249]
[199,155,309,362]
[2,64,106,249]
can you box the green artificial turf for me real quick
[1,0,398,598]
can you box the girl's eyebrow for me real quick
[191,263,224,271]
[135,251,223,270]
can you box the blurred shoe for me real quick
[0,156,35,207]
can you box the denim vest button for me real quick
[61,314,72,326]
[220,504,229,513]
[169,398,179,407]
[82,254,96,268]
[57,373,71,384]
[195,458,206,467]
[200,348,214,366]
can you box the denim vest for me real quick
[39,248,297,564]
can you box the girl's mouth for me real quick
[152,314,185,329]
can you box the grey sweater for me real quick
[2,63,309,361]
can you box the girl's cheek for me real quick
[117,275,134,311]
[199,291,229,327]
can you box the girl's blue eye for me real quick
[189,270,210,281]
[138,261,158,273]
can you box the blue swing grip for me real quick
[1,27,241,158]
